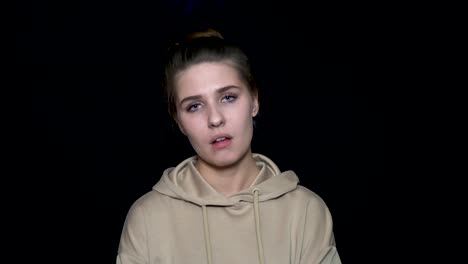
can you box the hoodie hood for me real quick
[153,153,299,206]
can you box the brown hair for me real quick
[163,28,258,118]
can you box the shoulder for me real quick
[291,185,325,203]
[290,185,332,215]
[122,190,182,229]
[127,190,169,215]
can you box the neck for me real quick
[196,152,260,196]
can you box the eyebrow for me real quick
[178,85,241,106]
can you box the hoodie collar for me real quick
[153,153,299,206]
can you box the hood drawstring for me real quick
[202,205,213,264]
[201,189,266,264]
[253,188,265,264]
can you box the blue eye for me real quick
[222,95,237,102]
[187,103,202,112]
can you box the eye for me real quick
[221,94,237,103]
[187,103,202,112]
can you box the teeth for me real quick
[215,137,226,142]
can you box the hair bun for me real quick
[185,28,224,41]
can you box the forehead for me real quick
[175,62,245,98]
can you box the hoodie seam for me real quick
[299,199,312,260]
[139,204,150,262]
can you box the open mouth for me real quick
[212,137,231,144]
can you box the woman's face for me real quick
[174,61,259,168]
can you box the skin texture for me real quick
[174,61,259,194]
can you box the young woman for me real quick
[117,28,342,264]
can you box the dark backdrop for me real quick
[21,1,384,263]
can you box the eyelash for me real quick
[186,94,238,112]
[221,94,237,103]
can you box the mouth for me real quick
[211,136,231,144]
[211,135,232,149]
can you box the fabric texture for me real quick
[117,153,341,264]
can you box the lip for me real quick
[211,136,232,149]
[210,133,233,144]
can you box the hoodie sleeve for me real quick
[116,203,148,264]
[299,196,342,264]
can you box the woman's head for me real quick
[162,28,259,167]
[163,28,258,119]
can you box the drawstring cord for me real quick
[202,205,213,264]
[202,189,265,264]
[253,188,265,264]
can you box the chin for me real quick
[207,154,237,168]
[202,148,250,169]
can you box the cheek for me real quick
[245,115,254,130]
[177,115,191,135]
[179,117,203,138]
[231,108,254,129]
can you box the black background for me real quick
[20,1,395,263]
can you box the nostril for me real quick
[209,119,224,128]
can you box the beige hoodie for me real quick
[117,154,341,264]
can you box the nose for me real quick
[208,105,224,128]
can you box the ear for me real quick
[251,94,259,117]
